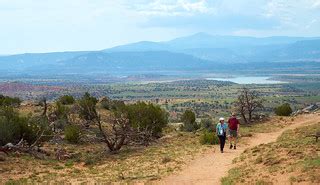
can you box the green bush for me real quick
[0,114,25,145]
[127,101,169,138]
[181,122,200,132]
[181,110,199,132]
[100,97,126,112]
[0,94,21,107]
[64,125,81,144]
[100,97,112,110]
[58,95,75,105]
[199,131,219,145]
[200,118,214,132]
[54,102,70,119]
[55,118,68,130]
[0,106,49,146]
[78,92,98,126]
[275,103,293,116]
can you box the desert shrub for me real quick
[181,122,200,132]
[199,131,219,145]
[181,110,199,132]
[101,97,126,112]
[98,112,130,151]
[99,101,169,149]
[49,101,71,132]
[109,100,126,111]
[127,101,169,139]
[200,118,214,132]
[24,116,51,145]
[275,103,293,116]
[64,125,81,144]
[55,119,68,130]
[58,95,75,105]
[0,106,49,146]
[100,97,112,109]
[0,94,21,107]
[78,92,98,127]
[54,102,70,119]
[0,107,26,145]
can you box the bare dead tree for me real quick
[245,88,264,122]
[75,93,130,152]
[97,113,131,152]
[234,93,248,124]
[235,88,264,123]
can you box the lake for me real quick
[205,76,285,84]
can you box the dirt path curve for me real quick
[158,113,320,185]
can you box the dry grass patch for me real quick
[239,116,298,138]
[0,132,209,184]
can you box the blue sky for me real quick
[1,0,320,54]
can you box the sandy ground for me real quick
[157,113,320,185]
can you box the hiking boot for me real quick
[234,145,236,150]
[229,144,233,149]
[221,150,224,153]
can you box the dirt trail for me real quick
[158,113,320,185]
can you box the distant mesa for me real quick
[0,33,320,75]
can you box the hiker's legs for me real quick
[229,136,233,148]
[229,130,237,148]
[221,135,226,151]
[218,136,226,152]
[233,131,238,149]
[218,136,223,151]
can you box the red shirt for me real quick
[228,117,239,130]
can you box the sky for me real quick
[1,0,320,54]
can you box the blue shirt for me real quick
[216,122,228,136]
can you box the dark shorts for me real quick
[229,129,238,137]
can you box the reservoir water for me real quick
[206,76,285,84]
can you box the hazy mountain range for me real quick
[1,33,320,75]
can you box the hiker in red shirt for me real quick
[228,113,240,149]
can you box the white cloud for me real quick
[0,0,320,54]
[133,0,215,16]
[180,0,212,13]
[311,0,320,8]
[305,19,318,29]
[263,0,294,26]
[262,0,320,29]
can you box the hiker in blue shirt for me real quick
[216,117,228,153]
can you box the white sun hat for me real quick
[219,117,225,121]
